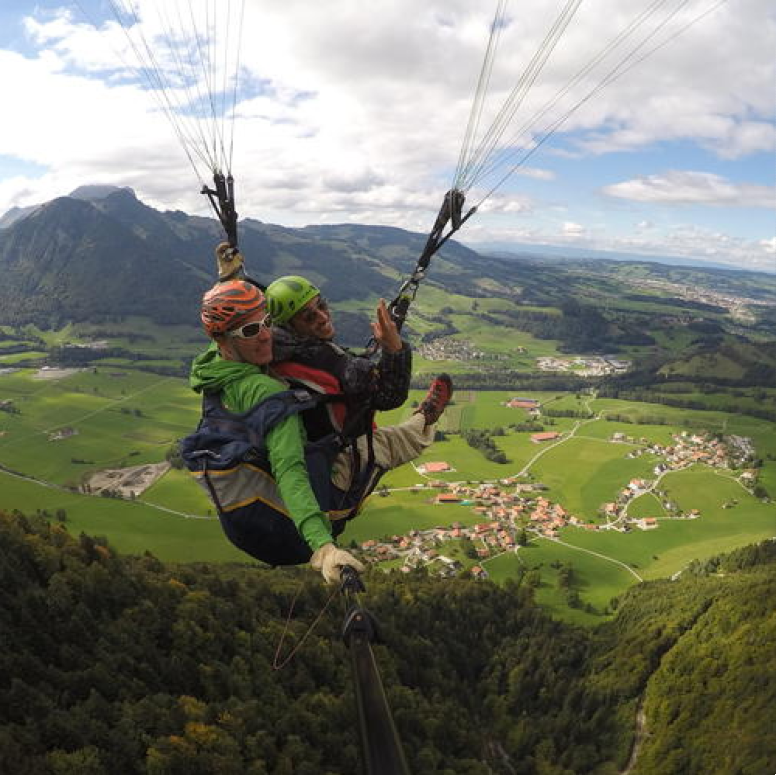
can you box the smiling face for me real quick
[289,294,335,341]
[217,307,273,366]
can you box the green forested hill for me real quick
[1,510,773,774]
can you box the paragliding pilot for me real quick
[182,277,452,584]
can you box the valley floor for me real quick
[0,365,773,624]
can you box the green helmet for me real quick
[266,275,320,325]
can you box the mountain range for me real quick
[477,241,767,274]
[0,186,475,329]
[1,186,774,343]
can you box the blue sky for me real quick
[0,0,774,272]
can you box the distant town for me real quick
[618,275,776,324]
[536,355,631,375]
[417,337,518,362]
[417,334,631,375]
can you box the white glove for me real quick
[310,543,365,585]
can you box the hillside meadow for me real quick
[484,539,637,626]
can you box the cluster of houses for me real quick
[536,355,630,375]
[359,478,589,576]
[599,430,759,527]
[619,430,756,473]
[599,478,674,528]
[359,523,499,579]
[417,337,497,362]
[362,426,759,578]
[628,276,771,323]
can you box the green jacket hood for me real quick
[189,343,266,394]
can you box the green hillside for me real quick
[1,510,773,774]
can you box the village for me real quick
[359,425,758,579]
[417,336,519,363]
[411,344,634,376]
[536,355,631,375]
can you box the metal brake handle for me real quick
[340,564,365,594]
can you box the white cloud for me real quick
[515,167,555,181]
[602,171,776,208]
[0,0,773,272]
[561,1,776,159]
[474,191,533,215]
[462,220,776,273]
[760,237,776,255]
[563,221,587,237]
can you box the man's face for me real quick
[218,307,273,365]
[289,294,335,341]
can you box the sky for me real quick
[0,0,774,273]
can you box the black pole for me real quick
[341,568,409,775]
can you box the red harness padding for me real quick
[271,360,377,442]
[271,361,348,432]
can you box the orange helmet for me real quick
[201,280,266,336]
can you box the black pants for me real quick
[217,483,354,567]
[218,504,314,566]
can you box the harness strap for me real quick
[198,453,227,518]
[262,375,379,519]
[195,388,373,520]
[387,188,476,332]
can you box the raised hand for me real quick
[371,299,403,354]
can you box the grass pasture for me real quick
[143,468,213,515]
[2,361,774,627]
[578,418,677,446]
[0,470,243,564]
[0,351,47,364]
[485,539,636,626]
[0,368,199,487]
[591,397,737,431]
[560,467,774,581]
[342,489,482,545]
[529,435,660,520]
[447,313,564,366]
[627,492,666,518]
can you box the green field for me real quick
[1,364,774,626]
[143,468,214,515]
[0,351,48,364]
[0,367,197,487]
[0,470,243,563]
[627,492,666,518]
[528,435,661,520]
[484,539,637,627]
[342,490,482,545]
[558,468,774,581]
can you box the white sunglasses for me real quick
[227,313,273,339]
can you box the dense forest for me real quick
[0,510,773,774]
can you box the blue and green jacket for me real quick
[189,343,333,551]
